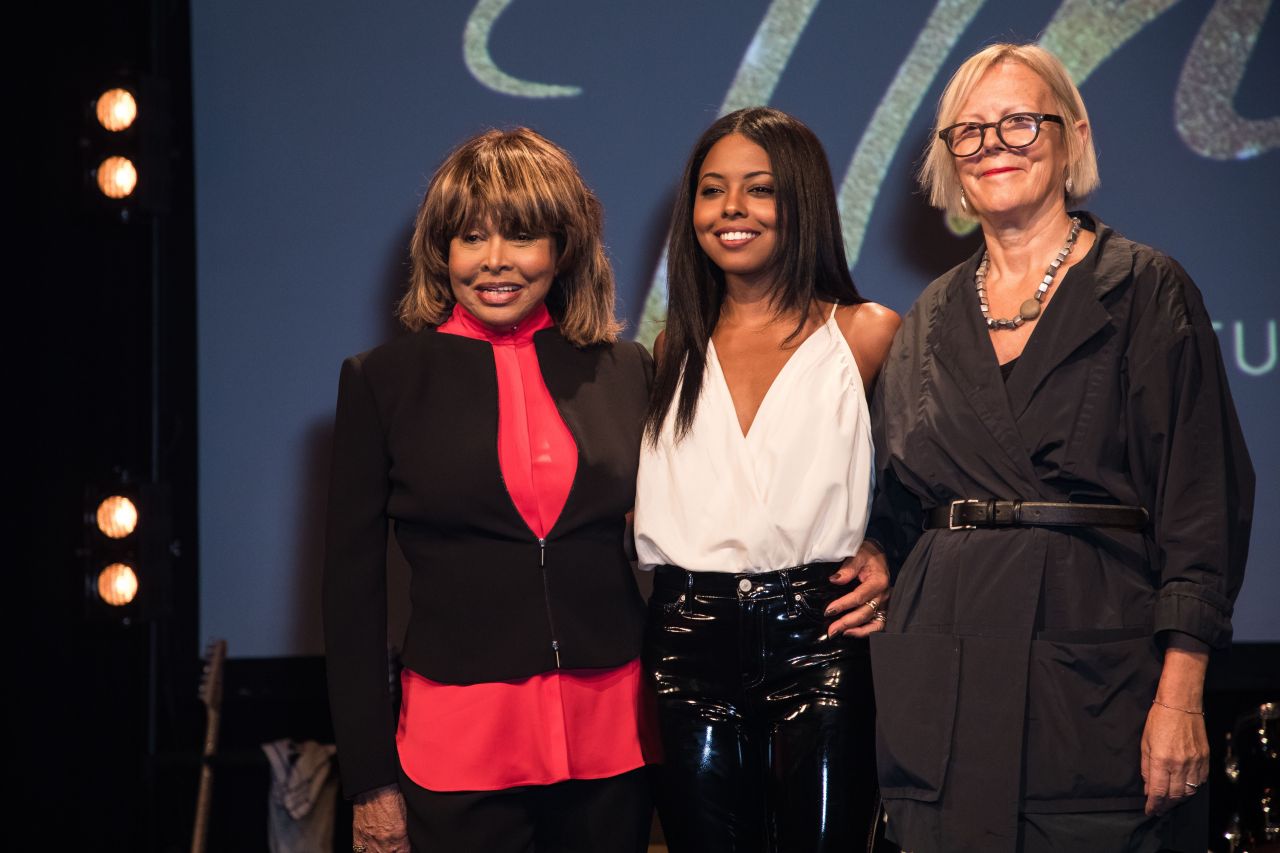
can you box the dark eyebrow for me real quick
[698,170,774,182]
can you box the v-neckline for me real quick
[983,222,1103,409]
[983,224,1098,371]
[709,314,833,440]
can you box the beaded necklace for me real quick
[975,216,1081,330]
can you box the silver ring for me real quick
[874,610,888,623]
[353,846,368,853]
[865,598,879,611]
[1185,781,1200,790]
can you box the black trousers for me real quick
[398,765,651,853]
[644,563,884,853]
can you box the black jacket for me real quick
[322,325,654,797]
[866,215,1253,852]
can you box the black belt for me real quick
[925,500,1148,531]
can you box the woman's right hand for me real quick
[353,784,409,853]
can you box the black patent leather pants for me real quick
[644,563,883,853]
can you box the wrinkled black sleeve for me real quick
[865,320,926,578]
[1125,256,1254,648]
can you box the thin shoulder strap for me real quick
[828,302,839,322]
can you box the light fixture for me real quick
[96,156,138,199]
[96,495,138,539]
[83,479,174,622]
[95,88,137,132]
[81,77,174,214]
[97,563,139,606]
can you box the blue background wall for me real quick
[191,0,1278,656]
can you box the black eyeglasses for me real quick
[937,112,1064,157]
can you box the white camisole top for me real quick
[635,306,874,574]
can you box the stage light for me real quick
[96,495,138,539]
[95,88,137,132]
[83,479,172,622]
[81,77,172,214]
[97,563,139,606]
[96,156,138,199]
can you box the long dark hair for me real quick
[644,107,865,443]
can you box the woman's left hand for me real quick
[1141,701,1210,815]
[824,539,891,638]
[1146,701,1203,814]
[1141,637,1212,816]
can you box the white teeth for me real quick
[719,231,758,242]
[479,285,520,292]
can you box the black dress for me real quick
[866,214,1254,853]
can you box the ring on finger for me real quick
[873,610,887,623]
[864,598,879,611]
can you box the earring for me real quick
[959,189,969,212]
[1065,177,1074,196]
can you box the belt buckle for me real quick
[949,499,981,531]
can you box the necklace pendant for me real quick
[974,215,1079,332]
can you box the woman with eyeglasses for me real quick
[851,43,1253,852]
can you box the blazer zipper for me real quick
[537,368,583,672]
[538,537,562,668]
[491,337,582,670]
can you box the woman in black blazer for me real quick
[323,128,656,853]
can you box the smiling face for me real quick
[447,222,557,328]
[692,133,778,287]
[954,61,1076,224]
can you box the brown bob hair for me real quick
[398,127,621,345]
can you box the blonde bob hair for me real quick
[919,43,1099,220]
[399,127,621,346]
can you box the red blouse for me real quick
[396,302,657,792]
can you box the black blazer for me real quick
[322,325,654,797]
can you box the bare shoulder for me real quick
[835,301,901,388]
[845,301,900,338]
[837,301,900,356]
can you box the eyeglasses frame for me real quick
[937,112,1065,157]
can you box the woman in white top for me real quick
[635,107,901,853]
